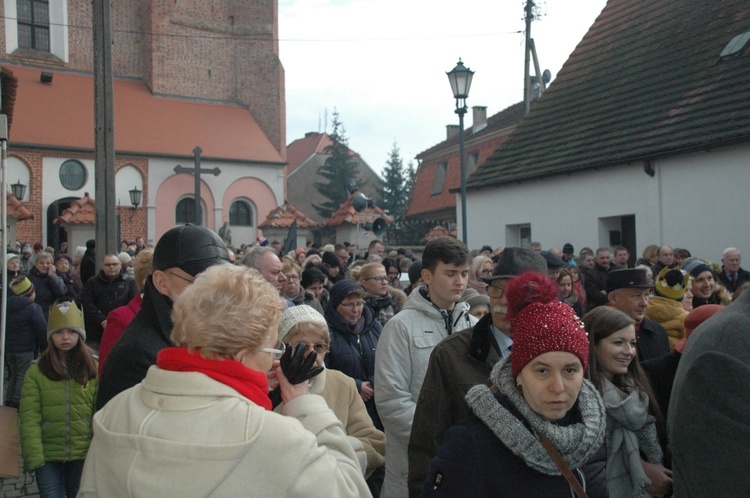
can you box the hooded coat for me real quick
[374,284,476,497]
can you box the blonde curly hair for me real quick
[171,264,286,359]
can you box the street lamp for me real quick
[129,186,142,210]
[10,179,26,201]
[446,59,474,244]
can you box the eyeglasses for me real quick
[166,270,195,284]
[339,301,365,309]
[103,262,120,267]
[261,340,286,360]
[284,274,300,281]
[365,276,388,283]
[292,342,330,355]
[487,283,506,298]
[480,269,494,276]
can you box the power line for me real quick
[3,15,522,43]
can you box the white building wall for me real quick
[465,143,750,261]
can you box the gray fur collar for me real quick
[465,358,606,475]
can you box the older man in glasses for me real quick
[98,224,230,409]
[81,254,138,350]
[407,247,547,497]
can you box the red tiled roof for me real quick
[423,225,457,241]
[53,194,95,225]
[1,67,18,132]
[286,132,360,176]
[469,0,750,189]
[2,192,34,220]
[7,66,284,163]
[407,102,524,218]
[258,202,319,229]
[286,132,333,175]
[325,193,394,227]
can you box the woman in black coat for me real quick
[324,279,383,429]
[424,272,608,498]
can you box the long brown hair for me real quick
[583,306,667,445]
[37,330,97,385]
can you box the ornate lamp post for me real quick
[446,59,474,244]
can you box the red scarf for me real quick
[157,347,272,411]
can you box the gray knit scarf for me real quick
[601,378,663,498]
[465,358,606,476]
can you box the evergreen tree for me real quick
[377,143,407,225]
[313,111,364,220]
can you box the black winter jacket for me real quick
[96,277,174,410]
[4,296,47,354]
[423,394,609,498]
[82,271,137,343]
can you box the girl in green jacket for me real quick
[20,301,98,498]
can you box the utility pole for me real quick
[524,0,534,114]
[93,0,117,258]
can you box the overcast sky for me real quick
[279,0,608,177]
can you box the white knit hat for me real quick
[277,305,328,342]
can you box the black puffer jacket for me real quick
[4,295,47,354]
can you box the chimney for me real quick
[472,106,487,134]
[446,124,460,140]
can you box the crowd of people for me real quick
[3,229,749,497]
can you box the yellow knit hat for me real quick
[10,276,34,297]
[655,266,689,301]
[47,301,86,341]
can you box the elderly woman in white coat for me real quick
[78,264,369,497]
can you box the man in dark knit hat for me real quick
[407,247,547,497]
[607,268,669,361]
[97,225,230,409]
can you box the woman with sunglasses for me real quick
[78,265,369,497]
[275,305,386,479]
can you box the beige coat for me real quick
[276,368,386,477]
[78,366,370,497]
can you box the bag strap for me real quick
[538,433,589,498]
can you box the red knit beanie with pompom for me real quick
[506,271,589,377]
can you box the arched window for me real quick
[229,200,253,226]
[176,198,202,224]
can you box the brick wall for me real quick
[8,149,149,248]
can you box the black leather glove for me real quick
[280,343,324,385]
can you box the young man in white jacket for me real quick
[374,236,476,497]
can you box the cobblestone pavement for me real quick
[1,470,39,498]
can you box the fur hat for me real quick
[328,279,363,310]
[277,305,329,343]
[483,247,547,283]
[654,267,689,301]
[10,276,34,298]
[47,301,86,341]
[506,272,589,378]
